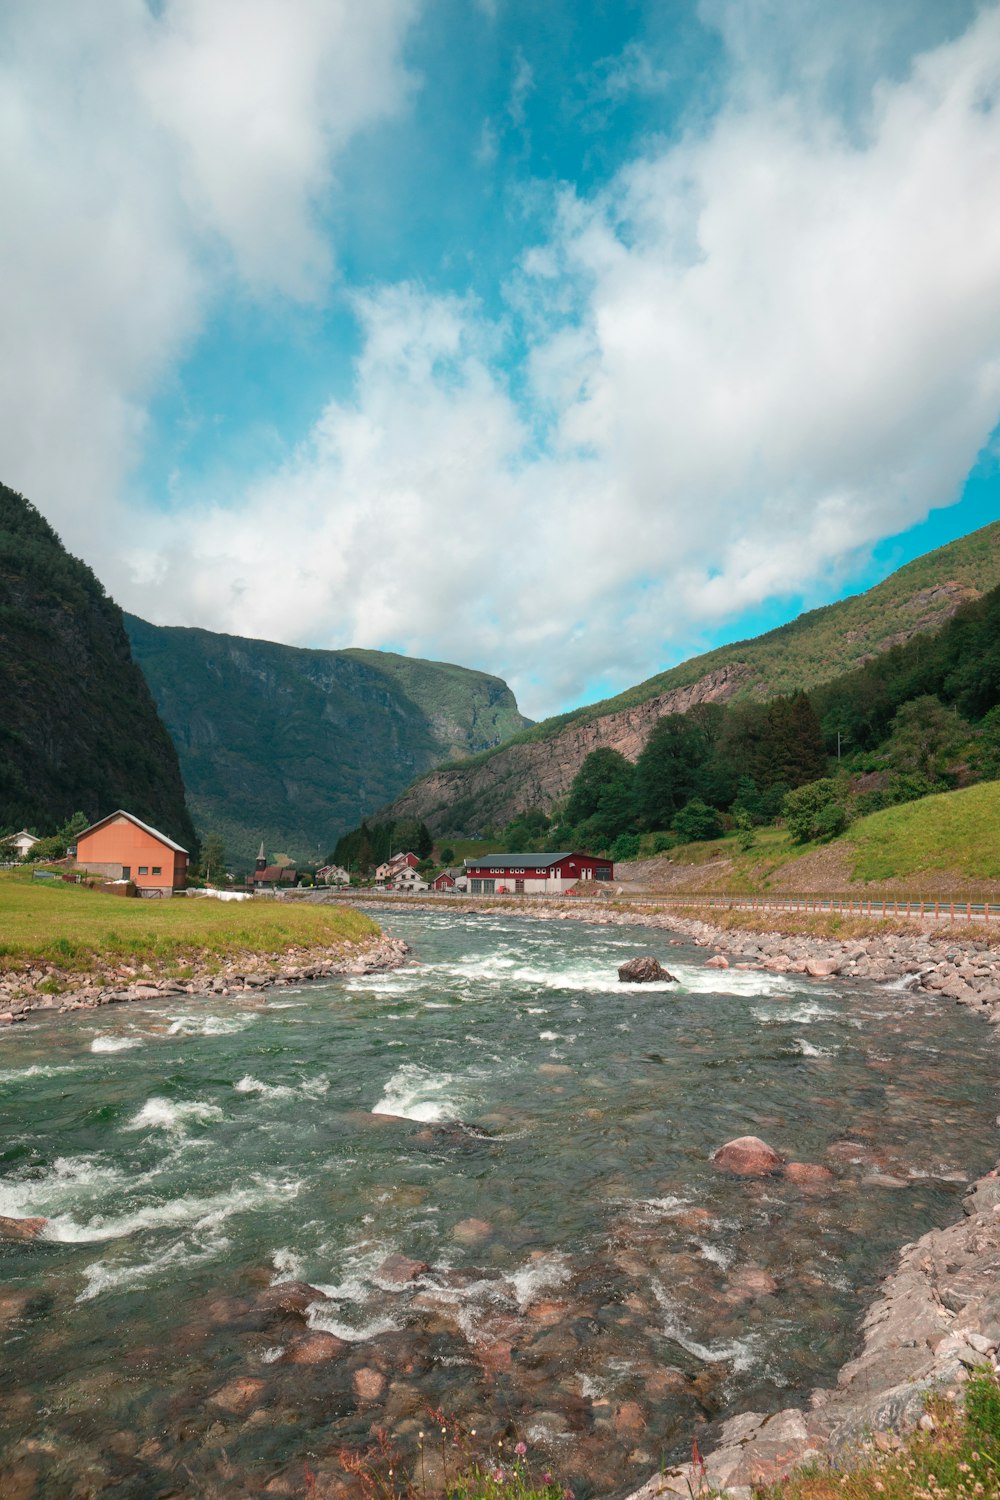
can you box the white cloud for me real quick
[121,5,1000,719]
[4,1,1000,722]
[0,0,417,544]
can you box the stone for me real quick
[705,954,729,969]
[0,1214,47,1242]
[805,958,841,978]
[784,1162,836,1191]
[617,956,676,983]
[711,1136,784,1176]
[254,1280,326,1318]
[861,1173,910,1190]
[280,1332,348,1365]
[726,1267,779,1300]
[209,1377,266,1413]
[452,1217,492,1244]
[353,1367,386,1401]
[376,1253,429,1285]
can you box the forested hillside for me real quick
[0,484,196,848]
[375,521,1000,834]
[125,617,529,866]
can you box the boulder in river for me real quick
[711,1136,784,1176]
[618,956,676,983]
[0,1214,47,1242]
[705,954,729,970]
[377,1253,429,1286]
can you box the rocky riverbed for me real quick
[626,1159,1000,1499]
[0,933,410,1024]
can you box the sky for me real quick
[2,0,1000,722]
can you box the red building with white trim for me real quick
[464,852,613,895]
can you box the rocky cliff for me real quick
[384,663,754,831]
[0,483,195,847]
[380,520,1000,834]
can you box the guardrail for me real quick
[653,893,1000,920]
[316,886,1000,921]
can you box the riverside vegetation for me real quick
[0,870,406,1020]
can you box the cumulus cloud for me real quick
[0,0,417,545]
[122,4,1000,718]
[4,2,1000,721]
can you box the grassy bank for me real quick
[849,780,1000,884]
[751,1371,1000,1500]
[0,871,378,972]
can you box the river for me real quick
[1,910,996,1498]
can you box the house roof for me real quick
[253,865,296,882]
[464,852,574,871]
[76,810,188,854]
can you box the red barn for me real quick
[464,851,613,895]
[75,811,188,895]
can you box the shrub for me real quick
[783,778,850,843]
[673,799,723,842]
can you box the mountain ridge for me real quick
[125,616,530,865]
[378,520,1000,832]
[0,483,196,848]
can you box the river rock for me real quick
[705,954,729,969]
[784,1161,836,1192]
[711,1136,784,1176]
[377,1253,429,1285]
[353,1367,386,1401]
[452,1217,493,1245]
[280,1331,348,1364]
[209,1376,267,1413]
[0,1214,47,1241]
[805,958,842,978]
[618,956,676,983]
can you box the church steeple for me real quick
[255,842,266,873]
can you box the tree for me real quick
[734,806,756,851]
[200,833,227,883]
[673,799,723,842]
[783,779,850,843]
[885,695,969,780]
[439,846,455,866]
[610,832,640,862]
[564,750,636,842]
[635,716,707,828]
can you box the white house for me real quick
[11,830,40,859]
[317,864,350,886]
[388,865,428,892]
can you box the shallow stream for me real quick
[1,911,997,1498]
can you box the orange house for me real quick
[75,811,189,895]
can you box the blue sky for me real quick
[2,0,998,719]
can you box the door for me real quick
[121,866,131,880]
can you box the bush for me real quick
[673,799,723,843]
[610,832,640,862]
[651,832,675,853]
[783,778,850,843]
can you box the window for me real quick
[152,866,162,875]
[138,866,148,875]
[471,879,482,894]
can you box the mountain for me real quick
[379,520,1000,833]
[0,484,196,848]
[124,617,530,866]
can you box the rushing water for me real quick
[1,910,997,1498]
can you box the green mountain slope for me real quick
[125,617,529,866]
[0,484,196,849]
[376,520,1000,833]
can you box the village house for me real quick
[463,852,613,896]
[74,811,189,895]
[11,830,40,859]
[388,863,428,892]
[432,867,467,892]
[374,851,419,885]
[316,864,350,886]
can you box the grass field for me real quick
[848,780,1000,884]
[0,871,378,971]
